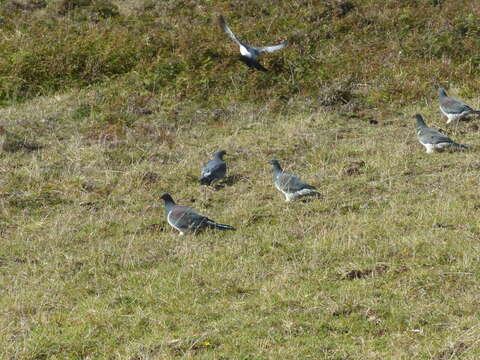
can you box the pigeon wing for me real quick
[441,97,473,114]
[201,159,226,180]
[278,172,315,193]
[201,159,215,177]
[168,205,208,231]
[219,16,248,48]
[418,128,453,145]
[258,40,288,54]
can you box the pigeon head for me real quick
[215,150,227,159]
[438,88,448,97]
[160,193,175,204]
[159,193,176,215]
[269,159,283,172]
[414,114,427,129]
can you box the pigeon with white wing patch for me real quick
[415,114,467,153]
[269,159,321,202]
[199,150,227,186]
[219,15,288,72]
[160,193,235,235]
[438,88,480,124]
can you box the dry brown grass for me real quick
[1,85,480,358]
[1,0,480,358]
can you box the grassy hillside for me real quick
[1,0,480,359]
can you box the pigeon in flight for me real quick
[219,15,288,72]
[199,150,227,186]
[438,88,480,124]
[415,114,467,153]
[269,159,321,201]
[160,193,235,235]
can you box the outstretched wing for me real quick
[219,15,248,48]
[258,40,288,54]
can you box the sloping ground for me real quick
[1,0,480,110]
[1,88,480,358]
[1,0,480,359]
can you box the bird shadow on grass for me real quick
[298,193,324,203]
[136,223,165,234]
[211,174,243,190]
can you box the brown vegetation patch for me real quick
[138,223,165,234]
[1,0,46,12]
[331,0,355,18]
[141,172,160,185]
[435,342,469,360]
[342,161,366,176]
[342,264,388,280]
[318,80,354,107]
[79,201,101,211]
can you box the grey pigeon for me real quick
[219,15,288,72]
[415,114,467,153]
[269,159,321,202]
[199,150,227,186]
[160,193,235,235]
[438,88,480,124]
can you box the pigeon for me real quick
[199,150,227,186]
[415,114,467,153]
[160,193,235,235]
[438,88,480,124]
[219,15,288,72]
[269,159,321,202]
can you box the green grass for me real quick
[1,89,480,358]
[1,0,480,358]
[1,0,480,109]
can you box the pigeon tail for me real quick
[312,190,322,197]
[286,188,322,202]
[449,142,468,150]
[300,189,322,199]
[239,56,268,72]
[206,220,235,231]
[297,188,322,197]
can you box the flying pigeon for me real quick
[160,193,235,235]
[199,150,227,186]
[219,15,288,72]
[438,88,480,124]
[269,159,321,201]
[415,114,467,153]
